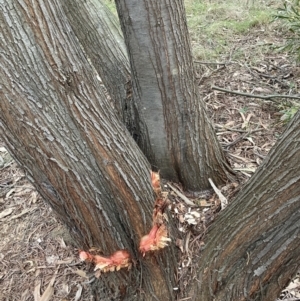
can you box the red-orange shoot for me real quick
[139,224,171,256]
[151,171,161,195]
[79,250,94,262]
[79,250,131,273]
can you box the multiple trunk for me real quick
[61,0,234,190]
[0,1,177,299]
[60,0,139,133]
[189,110,300,301]
[1,0,298,300]
[115,0,233,189]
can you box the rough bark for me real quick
[0,1,177,300]
[189,110,300,301]
[60,0,140,133]
[115,0,233,190]
[59,0,154,168]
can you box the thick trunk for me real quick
[115,0,233,190]
[0,1,177,299]
[60,0,140,135]
[189,110,300,301]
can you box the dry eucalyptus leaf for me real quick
[21,289,30,301]
[39,273,57,301]
[40,285,54,301]
[178,214,185,223]
[8,208,33,221]
[0,208,14,219]
[46,255,59,264]
[62,283,69,294]
[186,218,197,225]
[5,188,15,198]
[56,257,74,265]
[13,187,33,197]
[59,237,66,248]
[198,200,211,207]
[34,282,41,301]
[234,167,256,173]
[284,279,300,291]
[74,269,88,278]
[190,211,200,218]
[95,270,101,278]
[29,191,38,204]
[246,137,255,145]
[74,284,83,301]
[175,239,184,253]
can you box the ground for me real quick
[1,1,300,300]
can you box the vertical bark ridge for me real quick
[115,0,233,189]
[60,0,150,147]
[0,1,176,299]
[190,110,300,301]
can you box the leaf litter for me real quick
[0,150,91,301]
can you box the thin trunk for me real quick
[189,110,300,301]
[60,0,156,167]
[60,0,139,134]
[115,0,234,190]
[0,1,177,299]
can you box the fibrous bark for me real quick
[190,110,300,301]
[0,1,177,299]
[115,0,233,189]
[60,0,140,134]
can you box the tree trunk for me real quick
[60,0,139,134]
[115,0,233,190]
[188,110,300,301]
[0,1,177,299]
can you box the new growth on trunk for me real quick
[0,1,178,299]
[80,171,171,271]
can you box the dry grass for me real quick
[185,0,278,61]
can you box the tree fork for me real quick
[0,0,178,299]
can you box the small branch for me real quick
[212,85,300,101]
[185,231,191,254]
[215,124,249,133]
[222,134,247,149]
[194,61,228,65]
[215,124,267,134]
[167,183,196,207]
[208,178,227,210]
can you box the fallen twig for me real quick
[215,124,266,134]
[194,61,228,65]
[222,134,248,149]
[208,178,227,210]
[167,184,196,207]
[185,231,191,254]
[212,85,300,101]
[8,208,36,221]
